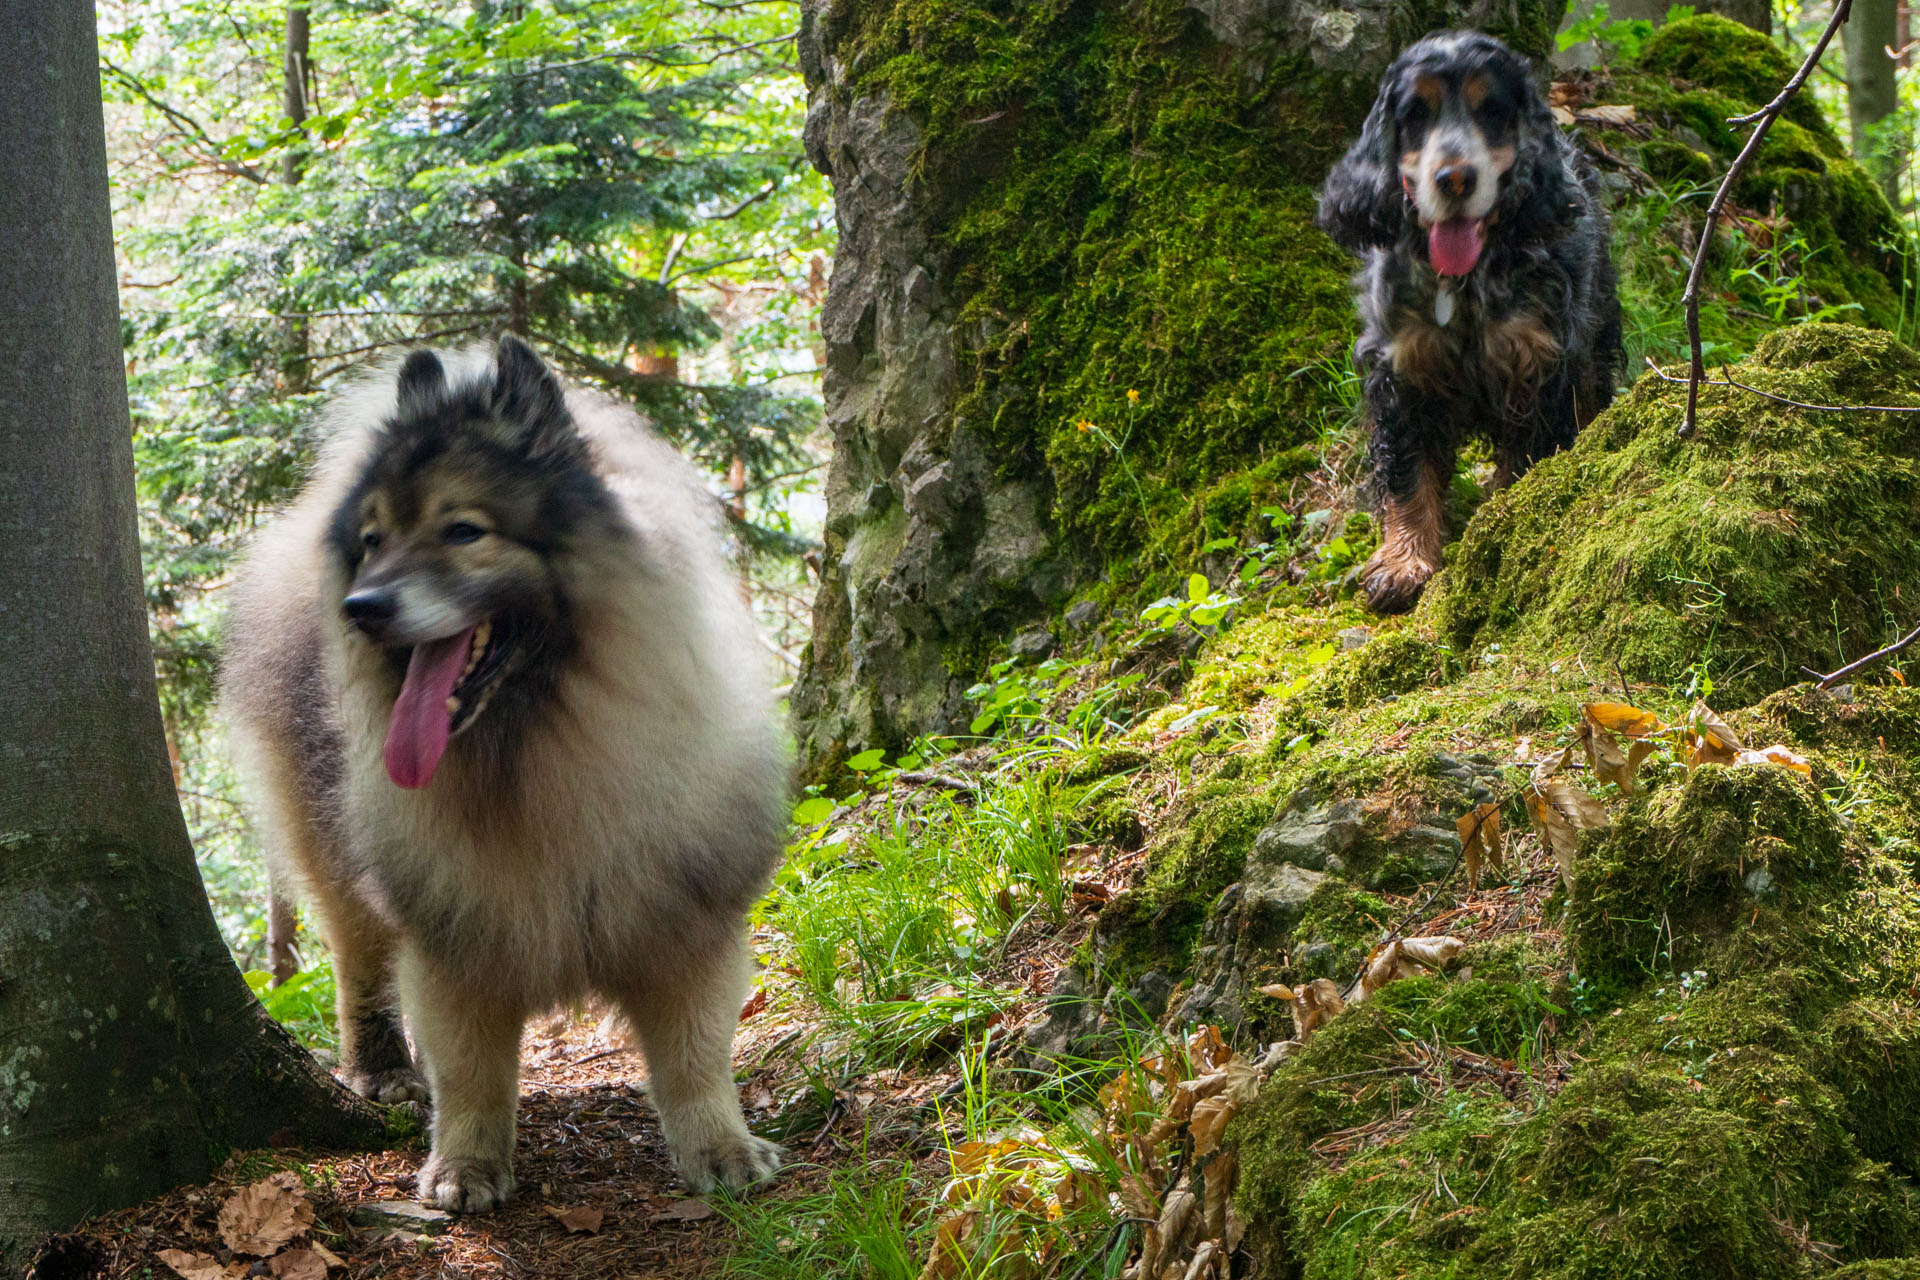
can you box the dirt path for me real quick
[56,1011,803,1280]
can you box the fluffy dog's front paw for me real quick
[1361,549,1437,615]
[342,1065,431,1105]
[416,1154,516,1213]
[673,1133,784,1194]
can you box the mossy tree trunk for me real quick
[792,0,1568,775]
[0,6,381,1268]
[1845,0,1903,201]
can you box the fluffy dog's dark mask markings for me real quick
[1318,30,1624,613]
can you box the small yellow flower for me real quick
[1076,419,1093,433]
[1127,388,1140,404]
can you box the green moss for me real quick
[1313,627,1458,709]
[1569,765,1854,995]
[1636,15,1831,140]
[1424,325,1920,705]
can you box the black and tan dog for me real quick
[1319,30,1623,613]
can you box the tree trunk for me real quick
[268,3,313,974]
[1847,0,1903,202]
[0,5,380,1268]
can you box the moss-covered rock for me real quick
[1425,324,1920,705]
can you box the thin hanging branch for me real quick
[1801,621,1920,687]
[1678,0,1852,440]
[1644,357,1920,413]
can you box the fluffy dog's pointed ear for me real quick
[1318,91,1408,252]
[396,349,448,416]
[491,334,578,457]
[1499,77,1579,244]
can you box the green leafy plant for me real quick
[1557,3,1695,61]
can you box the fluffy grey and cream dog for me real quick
[222,335,787,1211]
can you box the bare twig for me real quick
[100,56,269,186]
[1801,621,1920,687]
[1679,0,1852,440]
[1644,357,1920,414]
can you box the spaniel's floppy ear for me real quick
[1496,71,1579,244]
[1318,87,1410,252]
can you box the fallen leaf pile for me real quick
[158,1172,336,1280]
[916,1027,1269,1280]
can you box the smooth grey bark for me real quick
[0,3,380,1268]
[1846,0,1903,201]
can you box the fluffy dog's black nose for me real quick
[1438,163,1477,200]
[344,589,397,634]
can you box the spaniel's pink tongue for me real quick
[384,628,476,790]
[1429,217,1486,277]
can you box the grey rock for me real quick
[1252,799,1363,871]
[350,1201,455,1236]
[1744,866,1777,901]
[1241,860,1328,939]
[1023,965,1105,1065]
[1336,626,1373,651]
[1065,599,1103,631]
[1011,628,1056,660]
[904,462,954,524]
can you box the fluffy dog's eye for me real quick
[444,521,487,545]
[362,529,382,549]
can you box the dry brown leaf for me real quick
[1184,1239,1221,1280]
[1118,1173,1161,1220]
[1688,700,1745,767]
[1202,1151,1236,1240]
[545,1204,605,1233]
[1221,1056,1262,1108]
[268,1249,328,1280]
[1187,1025,1231,1074]
[917,1210,981,1280]
[1398,935,1466,969]
[308,1242,345,1269]
[1525,744,1609,885]
[1737,744,1812,775]
[1155,1187,1198,1258]
[1579,720,1637,793]
[1171,1071,1228,1121]
[1580,103,1637,124]
[157,1250,245,1280]
[1626,739,1657,789]
[649,1198,713,1224]
[1457,802,1504,890]
[1356,935,1464,1001]
[1261,978,1343,1038]
[217,1172,314,1256]
[1528,738,1607,879]
[1583,701,1664,737]
[1550,104,1576,125]
[1189,1096,1235,1157]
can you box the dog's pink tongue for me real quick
[384,628,475,790]
[1429,217,1486,277]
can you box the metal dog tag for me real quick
[1434,285,1455,327]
